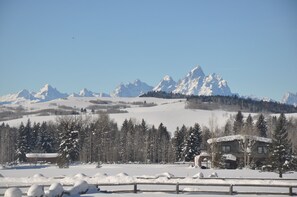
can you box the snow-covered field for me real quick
[3,97,297,134]
[1,164,296,197]
[1,97,241,133]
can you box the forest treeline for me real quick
[141,91,297,113]
[0,112,296,171]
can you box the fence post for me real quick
[176,183,179,194]
[229,184,233,195]
[134,184,137,193]
[289,186,292,196]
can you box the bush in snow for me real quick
[27,184,45,197]
[33,173,46,179]
[209,172,218,178]
[45,183,64,197]
[155,172,174,179]
[68,180,89,195]
[74,173,88,179]
[4,187,22,197]
[93,172,108,178]
[192,172,204,179]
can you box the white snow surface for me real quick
[207,135,273,144]
[27,184,44,197]
[26,153,59,158]
[4,187,22,197]
[1,164,297,197]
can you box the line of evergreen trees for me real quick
[0,115,205,166]
[140,91,297,113]
[1,112,296,175]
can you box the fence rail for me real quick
[1,182,296,196]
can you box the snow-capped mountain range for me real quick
[0,66,295,105]
[172,66,232,96]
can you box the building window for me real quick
[258,146,267,154]
[222,145,231,153]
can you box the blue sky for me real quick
[0,0,296,101]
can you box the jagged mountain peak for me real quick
[16,89,33,99]
[79,88,94,97]
[187,65,205,78]
[112,79,153,97]
[282,92,297,106]
[34,84,68,101]
[153,75,176,93]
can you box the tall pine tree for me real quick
[233,111,244,134]
[270,113,292,178]
[184,123,202,161]
[256,114,268,137]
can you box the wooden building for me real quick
[26,153,60,164]
[207,135,272,169]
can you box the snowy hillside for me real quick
[111,79,153,97]
[1,97,236,133]
[282,92,297,106]
[173,66,232,96]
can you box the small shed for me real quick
[26,153,60,164]
[194,151,211,168]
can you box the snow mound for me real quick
[209,172,218,178]
[33,173,46,179]
[46,182,64,197]
[155,172,174,179]
[193,172,204,179]
[69,180,89,195]
[4,187,22,197]
[0,173,4,177]
[74,173,88,179]
[27,184,44,197]
[93,172,108,178]
[116,172,129,177]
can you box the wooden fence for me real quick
[1,182,296,196]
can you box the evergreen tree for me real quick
[38,122,54,153]
[224,120,232,136]
[243,114,254,135]
[201,127,211,151]
[58,129,79,167]
[270,113,292,178]
[184,123,202,161]
[119,119,129,162]
[16,122,28,162]
[233,111,244,134]
[56,116,80,167]
[172,125,186,162]
[256,114,268,137]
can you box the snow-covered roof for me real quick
[207,135,272,144]
[26,153,60,158]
